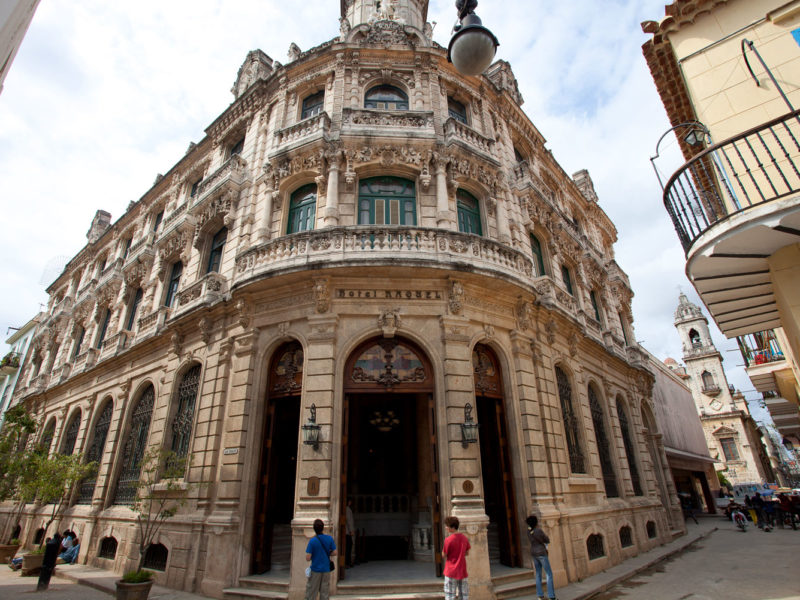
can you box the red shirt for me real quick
[443,532,470,579]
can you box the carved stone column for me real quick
[435,163,453,229]
[495,195,512,245]
[324,161,340,227]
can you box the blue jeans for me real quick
[533,554,555,599]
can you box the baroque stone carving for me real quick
[363,20,416,48]
[449,280,464,315]
[568,331,579,357]
[170,331,183,356]
[483,324,495,340]
[515,298,532,331]
[198,318,212,344]
[545,319,557,344]
[378,307,401,337]
[314,279,330,314]
[235,298,251,329]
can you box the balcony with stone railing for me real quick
[684,342,718,360]
[341,108,435,138]
[76,279,98,305]
[273,111,331,152]
[444,117,497,162]
[97,258,123,289]
[171,272,228,318]
[234,227,534,289]
[125,232,156,266]
[192,154,247,211]
[161,199,191,233]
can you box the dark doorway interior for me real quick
[252,396,300,573]
[477,395,521,567]
[346,393,436,564]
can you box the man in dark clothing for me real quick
[305,519,336,600]
[526,515,556,600]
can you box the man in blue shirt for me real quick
[305,519,337,600]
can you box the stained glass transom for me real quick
[77,401,113,504]
[589,386,618,498]
[555,367,585,473]
[171,365,201,458]
[351,339,425,389]
[113,385,155,505]
[473,345,501,397]
[271,343,304,396]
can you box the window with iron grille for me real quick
[113,386,154,505]
[143,543,168,571]
[617,400,642,496]
[555,366,585,473]
[98,536,118,559]
[77,401,113,504]
[171,365,201,459]
[589,386,618,498]
[646,521,656,539]
[619,526,633,548]
[587,534,604,559]
[60,411,81,455]
[617,400,643,495]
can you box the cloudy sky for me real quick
[0,0,769,421]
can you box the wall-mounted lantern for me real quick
[461,402,479,447]
[302,403,321,451]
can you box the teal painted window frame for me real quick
[456,189,482,235]
[357,177,416,225]
[530,234,546,276]
[206,227,227,274]
[590,290,602,323]
[287,184,317,234]
[301,91,324,120]
[561,265,574,295]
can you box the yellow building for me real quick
[3,2,681,598]
[643,0,800,448]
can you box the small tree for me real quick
[128,447,191,577]
[0,404,38,542]
[717,470,732,491]
[30,452,97,545]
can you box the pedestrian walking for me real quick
[442,516,470,600]
[304,519,336,600]
[526,515,556,600]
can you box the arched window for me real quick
[164,262,183,308]
[456,189,482,235]
[77,400,113,504]
[587,534,605,559]
[561,264,574,295]
[114,385,155,505]
[447,97,467,124]
[96,309,111,349]
[530,234,546,276]
[358,177,416,225]
[143,543,168,571]
[206,227,227,274]
[619,526,633,548]
[689,329,701,347]
[229,137,244,157]
[364,84,408,110]
[171,364,202,458]
[98,536,118,559]
[287,184,317,234]
[126,288,143,331]
[617,399,643,496]
[702,370,715,390]
[39,418,56,455]
[60,410,81,455]
[589,385,618,497]
[555,366,585,473]
[301,91,324,119]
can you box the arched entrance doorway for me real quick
[472,344,521,567]
[339,337,441,579]
[251,341,303,573]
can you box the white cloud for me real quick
[0,1,763,409]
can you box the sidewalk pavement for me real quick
[2,516,718,600]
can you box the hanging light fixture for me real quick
[302,403,321,450]
[447,0,499,77]
[461,402,479,447]
[369,410,400,433]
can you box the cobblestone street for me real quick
[591,522,800,600]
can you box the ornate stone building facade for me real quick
[672,294,773,486]
[3,2,678,598]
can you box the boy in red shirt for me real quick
[442,516,470,600]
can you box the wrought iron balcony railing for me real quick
[664,109,800,252]
[737,329,786,368]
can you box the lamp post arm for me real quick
[742,38,796,113]
[649,121,712,191]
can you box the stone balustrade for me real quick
[444,118,495,158]
[162,199,190,231]
[173,272,228,317]
[274,111,331,148]
[235,226,533,284]
[342,108,434,131]
[193,154,247,206]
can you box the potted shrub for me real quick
[21,546,46,575]
[0,537,20,563]
[115,448,190,600]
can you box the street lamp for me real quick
[447,0,499,77]
[461,403,479,447]
[649,121,711,190]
